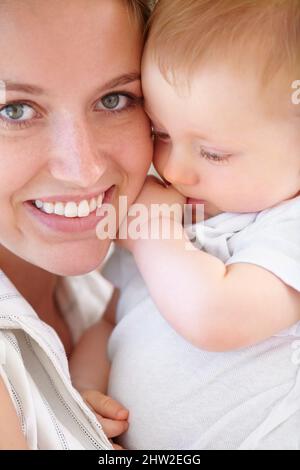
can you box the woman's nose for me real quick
[48,116,107,188]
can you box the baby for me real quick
[120,0,300,352]
[80,0,300,450]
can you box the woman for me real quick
[0,0,153,449]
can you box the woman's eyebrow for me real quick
[97,73,141,92]
[1,73,141,98]
[2,81,44,95]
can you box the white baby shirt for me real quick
[104,195,300,450]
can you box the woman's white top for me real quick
[0,268,113,450]
[104,195,300,450]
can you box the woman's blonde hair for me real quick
[126,0,154,31]
[146,0,300,85]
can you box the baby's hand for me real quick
[132,175,186,208]
[117,175,186,252]
[81,389,129,448]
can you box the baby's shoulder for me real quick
[255,195,300,226]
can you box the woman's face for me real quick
[0,0,152,275]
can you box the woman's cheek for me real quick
[0,138,43,190]
[0,156,28,196]
[118,117,153,196]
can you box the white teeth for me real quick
[97,194,103,207]
[54,202,64,216]
[89,198,97,212]
[35,200,43,209]
[78,200,90,218]
[34,192,105,218]
[64,202,78,218]
[43,202,54,214]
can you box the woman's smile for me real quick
[0,0,153,274]
[24,185,116,234]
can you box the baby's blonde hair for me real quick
[146,0,300,86]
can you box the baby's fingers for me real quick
[97,415,129,439]
[83,390,129,420]
[112,443,125,450]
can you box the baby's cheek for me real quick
[153,141,168,176]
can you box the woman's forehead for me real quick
[0,0,139,49]
[0,0,142,92]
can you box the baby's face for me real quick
[142,58,300,217]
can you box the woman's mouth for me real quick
[33,193,104,218]
[24,185,116,234]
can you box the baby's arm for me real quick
[119,177,300,351]
[0,376,29,449]
[69,310,114,394]
[69,290,129,442]
[69,289,119,393]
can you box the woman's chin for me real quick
[33,239,112,277]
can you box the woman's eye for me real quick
[200,148,230,163]
[95,93,131,112]
[0,103,37,122]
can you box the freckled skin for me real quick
[0,0,153,276]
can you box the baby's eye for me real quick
[151,127,170,142]
[0,103,37,122]
[200,148,230,164]
[95,93,132,112]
